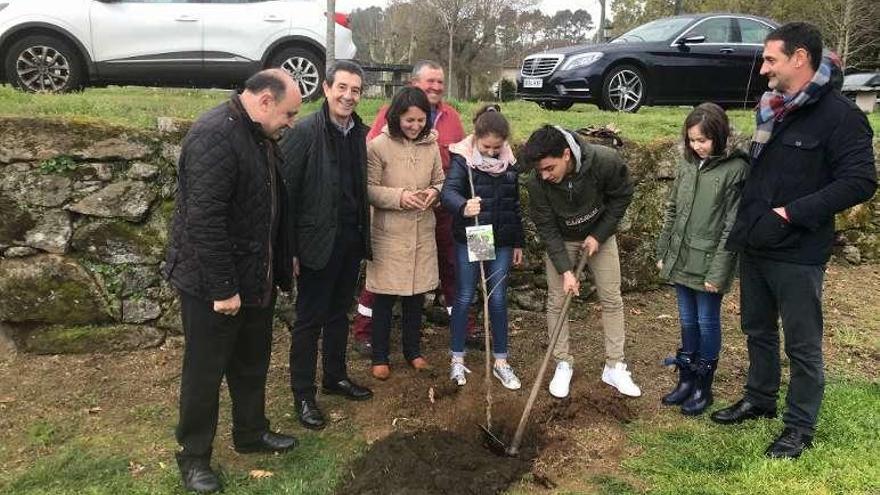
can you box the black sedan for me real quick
[517,13,778,112]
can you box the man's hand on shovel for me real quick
[582,235,599,256]
[562,271,580,296]
[563,235,599,295]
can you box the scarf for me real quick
[448,135,516,176]
[751,55,834,158]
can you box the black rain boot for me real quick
[661,349,696,406]
[681,358,717,416]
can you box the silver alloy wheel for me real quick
[16,45,71,92]
[280,56,320,100]
[606,69,644,112]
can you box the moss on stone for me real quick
[0,194,36,244]
[72,219,164,264]
[0,256,113,324]
[21,323,165,354]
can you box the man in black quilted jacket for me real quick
[280,60,374,431]
[163,69,301,494]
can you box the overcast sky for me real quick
[334,0,605,26]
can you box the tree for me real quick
[421,0,478,98]
[326,0,336,66]
[818,0,880,71]
[596,0,607,42]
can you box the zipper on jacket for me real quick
[567,180,573,202]
[265,144,277,306]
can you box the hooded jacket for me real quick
[441,136,524,248]
[526,129,634,275]
[656,148,749,293]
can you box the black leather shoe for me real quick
[180,464,222,493]
[235,431,298,454]
[322,379,373,401]
[296,399,326,430]
[765,427,813,459]
[710,398,777,425]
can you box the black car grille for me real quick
[521,56,562,77]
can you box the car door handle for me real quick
[719,47,735,54]
[263,14,285,22]
[175,15,199,22]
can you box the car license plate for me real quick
[523,77,543,88]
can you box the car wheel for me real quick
[270,47,324,101]
[538,101,574,111]
[601,65,646,113]
[4,35,85,93]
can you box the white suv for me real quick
[0,0,357,100]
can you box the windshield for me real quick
[611,17,695,43]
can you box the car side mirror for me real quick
[677,35,706,45]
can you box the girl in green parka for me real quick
[655,102,748,416]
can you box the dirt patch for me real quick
[540,384,636,424]
[1,264,877,492]
[336,427,532,495]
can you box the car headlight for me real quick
[560,52,604,71]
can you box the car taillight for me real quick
[334,12,350,28]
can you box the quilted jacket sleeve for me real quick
[279,122,314,258]
[441,155,470,218]
[181,128,239,300]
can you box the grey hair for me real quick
[411,60,444,81]
[326,59,364,86]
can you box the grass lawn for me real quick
[3,84,878,144]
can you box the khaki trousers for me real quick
[544,235,626,367]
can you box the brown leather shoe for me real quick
[371,364,390,380]
[409,357,431,370]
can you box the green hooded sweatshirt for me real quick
[526,129,634,275]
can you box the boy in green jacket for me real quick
[521,125,641,399]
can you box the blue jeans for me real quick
[674,284,723,360]
[450,242,512,359]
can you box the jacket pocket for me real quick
[747,209,799,249]
[682,237,717,276]
[779,134,823,191]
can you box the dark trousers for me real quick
[176,291,275,465]
[740,253,825,434]
[289,228,362,401]
[371,293,425,365]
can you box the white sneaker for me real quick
[450,360,471,386]
[548,361,573,398]
[493,363,522,390]
[602,362,642,397]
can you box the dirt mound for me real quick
[335,427,532,495]
[541,383,636,424]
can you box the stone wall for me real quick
[1,117,877,355]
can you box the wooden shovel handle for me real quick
[507,248,590,456]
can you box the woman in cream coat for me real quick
[366,86,445,380]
